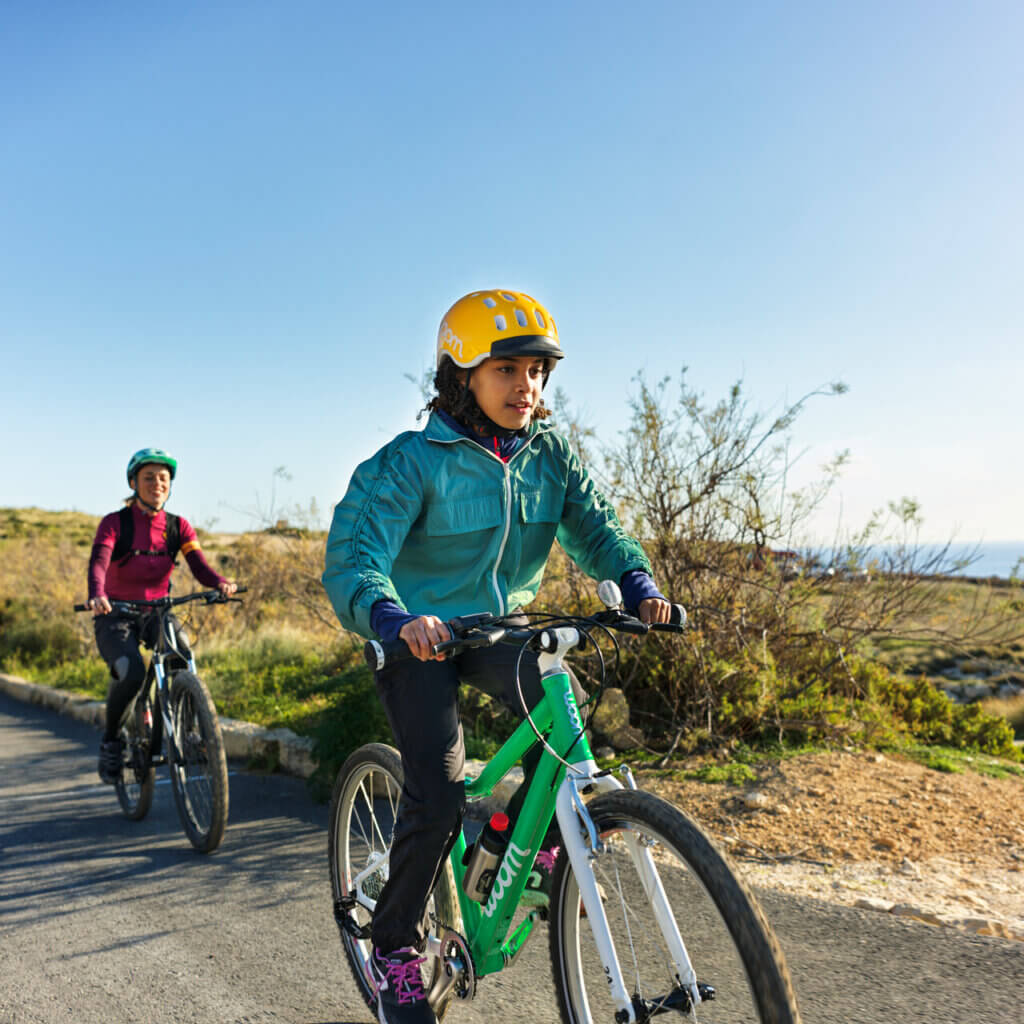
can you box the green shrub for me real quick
[308,664,391,800]
[0,598,82,668]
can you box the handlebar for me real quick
[363,599,686,672]
[74,586,247,613]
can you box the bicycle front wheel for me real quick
[168,671,229,853]
[328,743,461,1021]
[115,693,155,821]
[549,789,800,1024]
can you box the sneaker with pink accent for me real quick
[370,947,437,1024]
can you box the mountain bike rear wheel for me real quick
[549,789,801,1024]
[168,671,229,853]
[328,743,461,1021]
[115,693,155,821]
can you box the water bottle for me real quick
[462,812,511,902]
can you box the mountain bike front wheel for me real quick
[115,693,155,821]
[168,671,229,853]
[328,743,461,1022]
[549,789,801,1024]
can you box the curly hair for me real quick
[424,358,552,429]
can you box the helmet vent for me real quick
[494,314,507,330]
[535,311,546,328]
[514,309,528,327]
[483,296,497,308]
[500,292,516,300]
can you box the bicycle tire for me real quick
[549,789,801,1024]
[115,694,155,821]
[168,671,229,853]
[328,743,461,1021]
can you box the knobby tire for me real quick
[115,692,155,821]
[168,670,229,853]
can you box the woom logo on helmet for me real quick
[438,320,464,360]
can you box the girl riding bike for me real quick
[85,447,237,784]
[322,290,671,1024]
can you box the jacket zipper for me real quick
[492,461,512,614]
[431,429,542,616]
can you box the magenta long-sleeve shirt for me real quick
[88,504,225,601]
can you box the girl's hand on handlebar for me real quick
[399,615,452,662]
[638,597,672,625]
[87,596,112,616]
[218,580,238,597]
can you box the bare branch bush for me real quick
[547,372,1023,756]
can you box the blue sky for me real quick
[2,1,1021,544]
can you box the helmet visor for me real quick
[489,335,564,361]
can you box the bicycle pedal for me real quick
[334,896,372,939]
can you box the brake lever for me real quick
[432,627,506,656]
[650,621,685,634]
[592,608,650,635]
[616,619,650,636]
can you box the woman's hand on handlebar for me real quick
[218,580,238,598]
[86,596,112,616]
[399,615,452,662]
[638,597,672,625]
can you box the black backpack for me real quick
[110,506,182,567]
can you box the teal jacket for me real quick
[322,412,652,639]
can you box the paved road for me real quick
[2,691,1022,1023]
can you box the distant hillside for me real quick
[0,507,98,547]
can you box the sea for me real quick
[861,541,1024,580]
[926,541,1024,581]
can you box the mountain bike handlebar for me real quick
[73,586,247,613]
[363,596,686,671]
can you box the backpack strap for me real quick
[164,513,181,564]
[110,506,134,565]
[110,506,181,567]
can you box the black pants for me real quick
[93,612,188,741]
[370,638,584,953]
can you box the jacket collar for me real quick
[423,410,552,446]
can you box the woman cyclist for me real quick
[322,290,670,1024]
[85,448,237,784]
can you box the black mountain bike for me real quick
[75,588,243,853]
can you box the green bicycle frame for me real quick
[449,663,594,976]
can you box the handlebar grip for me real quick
[73,603,89,612]
[363,637,415,671]
[649,604,688,635]
[235,585,248,595]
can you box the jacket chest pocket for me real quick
[424,493,505,537]
[518,488,562,525]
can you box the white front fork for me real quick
[554,775,701,1021]
[541,627,700,1020]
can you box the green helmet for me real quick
[126,447,177,486]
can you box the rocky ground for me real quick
[642,749,1024,941]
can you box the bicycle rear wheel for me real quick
[328,743,461,1021]
[115,692,155,821]
[168,671,229,853]
[549,789,801,1024]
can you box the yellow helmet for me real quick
[436,289,564,369]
